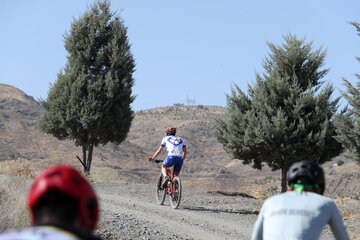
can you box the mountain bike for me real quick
[149,159,182,209]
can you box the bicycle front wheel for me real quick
[156,174,166,205]
[169,176,182,209]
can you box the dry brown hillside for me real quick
[1,83,360,200]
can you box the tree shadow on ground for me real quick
[182,206,259,215]
[207,191,256,199]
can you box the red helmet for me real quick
[166,127,176,136]
[27,165,99,230]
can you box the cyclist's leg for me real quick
[162,156,173,178]
[161,156,174,187]
[173,156,183,176]
[161,165,168,178]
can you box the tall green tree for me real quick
[38,0,135,174]
[334,22,360,165]
[214,34,342,192]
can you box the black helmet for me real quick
[166,127,176,136]
[287,160,325,195]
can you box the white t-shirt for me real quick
[251,191,350,240]
[0,226,81,240]
[161,136,186,157]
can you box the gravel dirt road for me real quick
[94,181,341,240]
[0,174,352,239]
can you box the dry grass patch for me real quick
[87,167,120,182]
[249,185,274,199]
[0,174,31,231]
[0,160,41,178]
[0,160,50,231]
[225,160,242,168]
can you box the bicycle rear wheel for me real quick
[169,176,182,209]
[156,174,166,205]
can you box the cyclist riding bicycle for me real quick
[251,160,349,240]
[0,165,101,240]
[149,127,187,189]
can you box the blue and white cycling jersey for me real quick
[161,136,186,157]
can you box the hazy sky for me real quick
[0,0,359,111]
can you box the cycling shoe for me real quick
[161,177,170,189]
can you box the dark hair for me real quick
[34,189,79,225]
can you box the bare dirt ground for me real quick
[94,181,354,240]
[0,174,358,240]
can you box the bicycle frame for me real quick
[150,159,175,194]
[165,167,176,195]
[150,158,182,209]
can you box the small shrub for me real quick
[249,185,273,199]
[16,165,33,177]
[0,160,38,178]
[1,113,9,120]
[337,160,345,166]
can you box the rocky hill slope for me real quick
[1,83,360,198]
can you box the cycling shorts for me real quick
[163,156,183,175]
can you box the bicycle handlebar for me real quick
[149,158,163,163]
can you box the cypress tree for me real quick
[214,34,342,192]
[39,0,135,174]
[334,22,360,165]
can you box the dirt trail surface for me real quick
[94,182,340,240]
[0,174,350,239]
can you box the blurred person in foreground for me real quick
[251,160,349,240]
[0,165,101,240]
